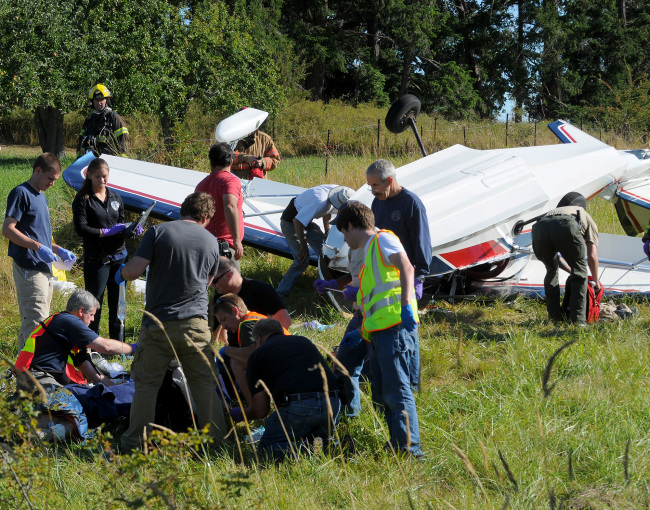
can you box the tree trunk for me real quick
[308,61,326,101]
[513,0,526,123]
[617,0,626,27]
[399,48,414,97]
[367,15,380,62]
[34,106,65,159]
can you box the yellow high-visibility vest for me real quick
[359,230,419,340]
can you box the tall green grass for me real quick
[1,145,650,508]
[2,99,648,163]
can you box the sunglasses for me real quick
[213,270,231,284]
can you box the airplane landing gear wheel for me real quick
[385,94,421,134]
[318,252,352,313]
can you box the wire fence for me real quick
[1,110,648,164]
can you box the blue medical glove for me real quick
[230,407,244,423]
[133,224,144,237]
[644,240,650,260]
[340,329,362,348]
[115,263,126,285]
[343,285,359,302]
[401,304,417,332]
[100,223,127,237]
[57,247,76,263]
[130,343,138,354]
[37,245,57,262]
[314,279,338,295]
[414,278,424,301]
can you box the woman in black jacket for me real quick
[72,158,136,339]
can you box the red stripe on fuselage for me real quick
[440,241,509,269]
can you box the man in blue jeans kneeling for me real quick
[231,318,341,459]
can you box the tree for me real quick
[0,0,293,155]
[0,0,88,157]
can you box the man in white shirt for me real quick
[276,184,353,298]
[335,200,423,457]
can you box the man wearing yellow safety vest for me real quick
[77,84,130,158]
[333,200,423,457]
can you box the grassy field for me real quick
[1,145,649,509]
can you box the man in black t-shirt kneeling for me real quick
[231,319,341,459]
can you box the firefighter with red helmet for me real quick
[76,84,130,158]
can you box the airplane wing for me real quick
[63,153,319,262]
[324,139,628,277]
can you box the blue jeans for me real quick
[276,219,325,297]
[370,324,422,456]
[260,393,341,459]
[84,255,126,340]
[335,310,368,417]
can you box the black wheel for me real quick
[385,94,421,134]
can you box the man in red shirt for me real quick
[196,143,245,268]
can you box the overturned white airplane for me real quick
[62,98,650,303]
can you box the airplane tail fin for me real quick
[548,120,607,145]
[614,183,650,236]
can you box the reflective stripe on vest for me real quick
[359,230,419,340]
[236,311,290,345]
[15,313,87,385]
[237,312,268,346]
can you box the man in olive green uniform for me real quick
[532,192,601,324]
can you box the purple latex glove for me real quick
[414,278,424,300]
[314,279,338,295]
[130,343,138,354]
[37,245,57,262]
[343,285,359,301]
[230,407,244,423]
[401,304,418,332]
[100,223,127,237]
[57,247,76,263]
[644,240,650,260]
[133,224,144,237]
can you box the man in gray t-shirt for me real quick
[117,192,227,453]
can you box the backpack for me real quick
[562,275,603,323]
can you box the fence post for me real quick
[325,129,330,176]
[434,118,437,139]
[377,119,381,156]
[463,126,467,146]
[534,122,537,146]
[273,116,276,140]
[505,114,509,148]
[599,126,602,141]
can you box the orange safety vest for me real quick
[15,313,87,385]
[237,311,289,346]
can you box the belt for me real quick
[283,391,339,405]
